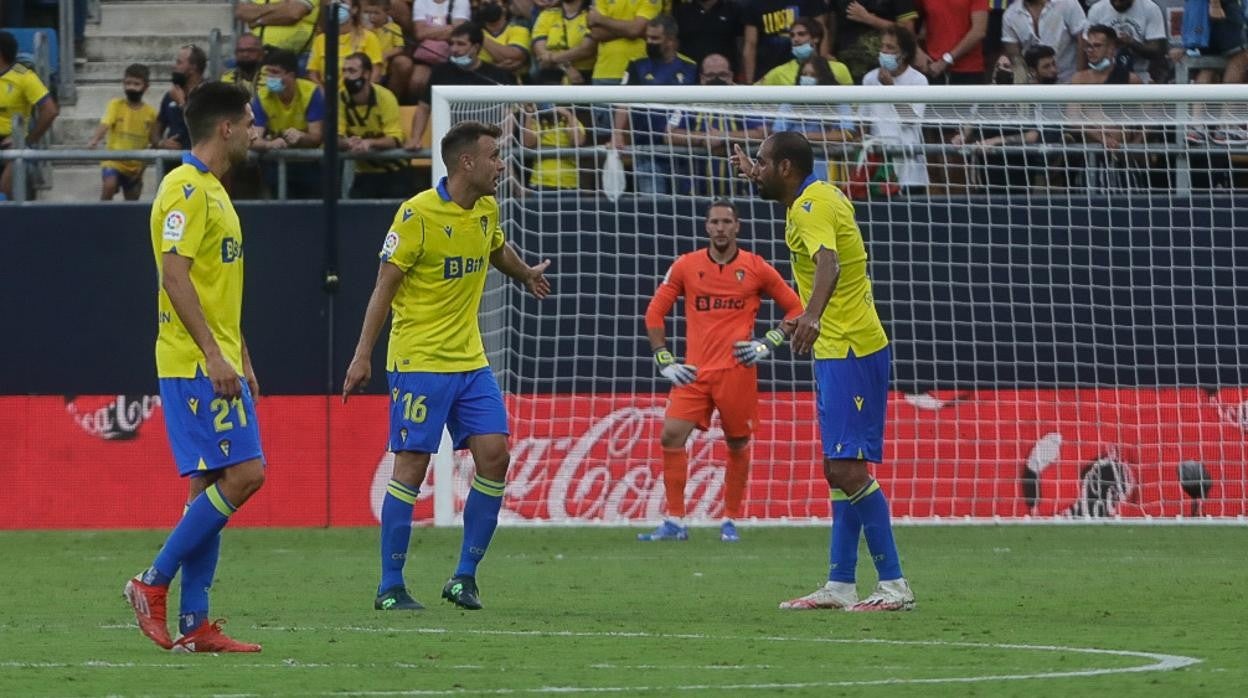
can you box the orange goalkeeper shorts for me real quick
[665,365,758,438]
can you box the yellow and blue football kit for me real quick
[380,177,510,452]
[0,63,50,139]
[786,175,889,462]
[100,97,158,189]
[151,153,264,475]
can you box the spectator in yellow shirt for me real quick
[87,63,159,201]
[221,34,265,96]
[587,0,661,83]
[521,71,587,191]
[362,0,415,101]
[338,52,413,198]
[532,0,597,85]
[0,31,59,201]
[310,1,385,85]
[477,1,531,80]
[235,0,320,56]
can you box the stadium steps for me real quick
[43,0,232,202]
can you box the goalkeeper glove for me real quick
[654,347,698,386]
[733,329,787,367]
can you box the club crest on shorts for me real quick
[218,439,231,457]
[399,428,409,443]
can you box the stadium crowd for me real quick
[2,0,1246,201]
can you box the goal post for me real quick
[427,83,1248,525]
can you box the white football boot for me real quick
[779,581,858,610]
[847,578,916,612]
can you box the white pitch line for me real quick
[81,624,1202,696]
[240,625,1200,695]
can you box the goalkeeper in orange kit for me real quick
[640,199,804,542]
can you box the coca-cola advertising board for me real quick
[2,388,1246,529]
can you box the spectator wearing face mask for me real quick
[951,47,1066,193]
[222,34,265,96]
[478,1,532,81]
[611,15,699,195]
[743,0,830,83]
[406,22,517,149]
[309,1,384,85]
[1069,24,1144,153]
[756,17,853,85]
[860,24,928,193]
[87,63,158,201]
[153,45,207,152]
[338,52,413,199]
[1085,0,1167,83]
[250,48,326,198]
[829,1,919,84]
[666,53,757,197]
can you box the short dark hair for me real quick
[441,120,502,170]
[184,81,252,145]
[706,199,739,220]
[1023,44,1056,70]
[124,63,150,83]
[647,15,679,39]
[0,31,17,65]
[791,16,824,45]
[263,47,299,75]
[881,24,917,64]
[451,21,484,47]
[344,51,373,75]
[183,44,208,75]
[767,131,814,179]
[1086,24,1118,44]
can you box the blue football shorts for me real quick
[387,367,510,453]
[814,346,891,463]
[159,369,265,477]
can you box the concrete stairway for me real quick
[45,0,233,202]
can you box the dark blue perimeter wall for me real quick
[3,194,1248,395]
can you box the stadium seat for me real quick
[398,105,431,169]
[6,27,60,79]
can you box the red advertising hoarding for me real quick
[2,389,1245,529]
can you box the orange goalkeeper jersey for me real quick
[645,248,804,371]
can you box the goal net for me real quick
[427,84,1248,525]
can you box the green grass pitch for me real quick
[0,526,1244,697]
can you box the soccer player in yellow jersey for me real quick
[124,82,268,653]
[343,121,552,611]
[731,132,916,612]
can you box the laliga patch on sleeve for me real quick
[162,210,187,241]
[381,230,400,256]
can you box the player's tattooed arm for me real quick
[162,252,240,399]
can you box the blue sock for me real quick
[828,491,862,584]
[455,475,504,578]
[849,479,904,581]
[147,484,235,585]
[379,479,418,595]
[175,498,217,635]
[179,532,219,635]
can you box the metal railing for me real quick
[0,147,434,203]
[57,0,77,105]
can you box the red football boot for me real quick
[172,619,262,653]
[123,575,173,650]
